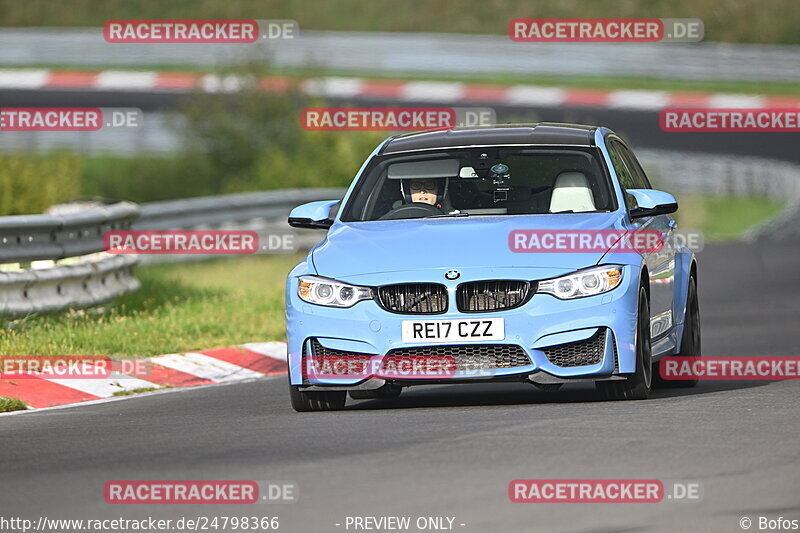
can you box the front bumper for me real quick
[286,265,639,387]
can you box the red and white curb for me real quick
[1,68,798,111]
[0,342,287,411]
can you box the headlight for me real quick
[297,276,373,308]
[537,265,623,300]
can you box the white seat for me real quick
[549,171,596,213]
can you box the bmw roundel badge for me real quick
[445,270,460,280]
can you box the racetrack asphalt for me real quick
[1,238,798,532]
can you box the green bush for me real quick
[178,76,385,193]
[0,152,81,215]
[0,397,27,412]
[78,72,385,201]
[80,154,218,203]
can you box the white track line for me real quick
[401,81,464,102]
[149,352,264,382]
[707,93,767,108]
[39,370,159,398]
[506,86,566,106]
[0,69,49,89]
[94,70,157,90]
[241,342,288,361]
[302,77,365,98]
[608,90,670,110]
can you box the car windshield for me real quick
[340,147,616,222]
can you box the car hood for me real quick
[311,213,626,281]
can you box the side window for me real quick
[616,141,652,189]
[608,140,635,189]
[607,139,637,209]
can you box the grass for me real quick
[1,0,799,44]
[112,386,167,397]
[674,195,785,241]
[0,254,303,358]
[0,397,27,412]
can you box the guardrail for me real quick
[0,189,345,317]
[132,188,347,263]
[639,149,800,202]
[639,150,800,241]
[2,29,799,82]
[0,202,139,263]
[134,188,346,230]
[0,202,140,316]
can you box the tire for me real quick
[349,384,402,400]
[289,383,346,412]
[596,286,652,400]
[653,276,700,388]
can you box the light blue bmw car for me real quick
[285,124,700,411]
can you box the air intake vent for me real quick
[383,344,530,371]
[377,283,448,314]
[543,329,607,368]
[456,280,531,312]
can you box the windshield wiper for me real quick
[426,212,470,218]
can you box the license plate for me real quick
[401,318,505,343]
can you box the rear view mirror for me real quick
[288,200,340,229]
[626,189,678,219]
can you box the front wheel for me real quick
[596,285,652,400]
[289,384,346,412]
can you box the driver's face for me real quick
[409,179,440,205]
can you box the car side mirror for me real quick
[626,189,678,219]
[288,200,340,229]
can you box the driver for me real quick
[398,178,454,211]
[407,179,440,206]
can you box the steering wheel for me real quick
[380,202,443,220]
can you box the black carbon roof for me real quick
[381,123,598,154]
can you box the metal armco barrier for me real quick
[637,150,800,241]
[132,188,347,262]
[0,189,346,317]
[0,255,140,316]
[0,202,140,317]
[0,202,139,263]
[134,188,346,230]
